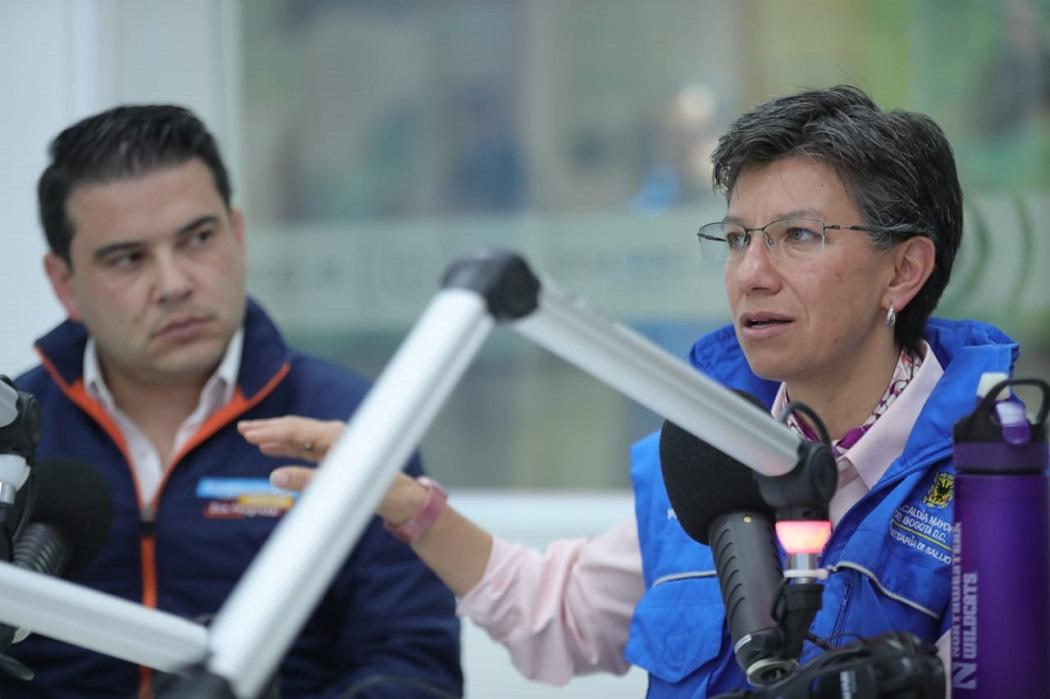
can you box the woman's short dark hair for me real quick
[38,104,232,264]
[710,85,962,350]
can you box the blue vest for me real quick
[626,319,1017,697]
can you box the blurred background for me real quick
[243,0,1050,493]
[3,0,1050,696]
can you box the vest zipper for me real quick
[830,578,854,640]
[138,507,158,698]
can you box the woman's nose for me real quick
[730,232,781,291]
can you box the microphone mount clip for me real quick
[754,416,838,677]
[0,376,40,561]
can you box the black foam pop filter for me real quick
[659,391,774,544]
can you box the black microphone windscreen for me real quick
[659,391,774,545]
[29,458,113,575]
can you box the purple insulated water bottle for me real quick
[951,373,1050,697]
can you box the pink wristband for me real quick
[383,476,447,544]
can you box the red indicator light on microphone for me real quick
[775,520,832,555]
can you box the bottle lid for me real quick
[977,372,1010,400]
[954,374,1050,473]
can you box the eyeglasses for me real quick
[696,217,901,264]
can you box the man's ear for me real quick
[230,207,246,251]
[43,253,82,322]
[884,236,936,312]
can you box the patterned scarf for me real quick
[785,346,923,457]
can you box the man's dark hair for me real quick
[38,105,232,263]
[710,85,962,350]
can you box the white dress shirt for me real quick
[83,329,243,507]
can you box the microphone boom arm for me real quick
[515,284,800,477]
[0,249,811,697]
[0,562,207,672]
[199,250,805,697]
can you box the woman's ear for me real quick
[884,236,936,312]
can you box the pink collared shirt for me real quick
[458,342,950,686]
[458,517,643,684]
[771,341,944,528]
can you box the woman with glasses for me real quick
[241,85,1012,697]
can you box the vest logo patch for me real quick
[923,472,954,509]
[891,473,953,567]
[197,477,297,519]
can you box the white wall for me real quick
[0,0,238,377]
[0,1,92,376]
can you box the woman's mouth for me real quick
[740,314,793,339]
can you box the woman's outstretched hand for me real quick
[239,414,493,596]
[238,416,345,490]
[238,415,425,522]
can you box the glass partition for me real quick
[241,0,1050,488]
